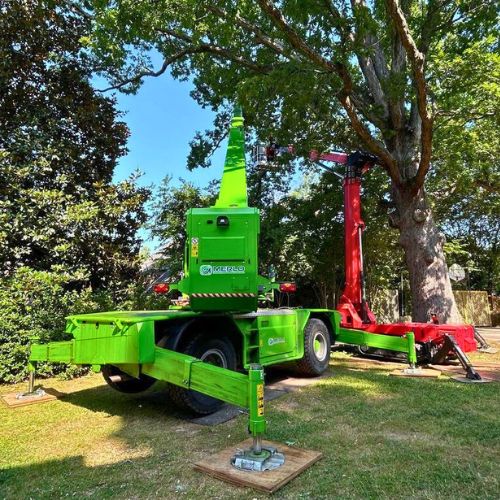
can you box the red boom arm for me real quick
[264,145,378,327]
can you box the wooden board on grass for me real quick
[390,368,441,378]
[1,388,64,408]
[194,438,322,494]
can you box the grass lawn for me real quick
[1,350,499,499]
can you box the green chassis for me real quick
[29,308,417,440]
[28,108,417,440]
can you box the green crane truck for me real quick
[28,106,416,470]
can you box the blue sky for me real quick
[111,73,227,187]
[106,73,228,248]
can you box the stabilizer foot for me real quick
[450,375,494,384]
[474,327,497,353]
[16,388,46,400]
[195,438,321,493]
[231,445,285,471]
[478,347,498,354]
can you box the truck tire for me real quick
[295,318,331,376]
[102,365,156,393]
[167,334,237,415]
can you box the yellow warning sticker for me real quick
[257,384,264,416]
[191,238,199,257]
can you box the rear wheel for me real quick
[102,365,156,393]
[295,318,331,376]
[167,334,237,415]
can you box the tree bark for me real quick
[392,184,462,323]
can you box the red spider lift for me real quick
[258,144,485,379]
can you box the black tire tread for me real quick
[295,318,331,376]
[166,333,236,415]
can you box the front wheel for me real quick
[295,318,331,376]
[167,334,237,415]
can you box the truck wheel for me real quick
[102,365,156,393]
[295,318,331,376]
[167,334,237,415]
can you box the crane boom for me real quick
[214,105,248,208]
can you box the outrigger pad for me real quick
[450,375,495,384]
[194,438,322,494]
[478,347,498,354]
[232,445,285,472]
[389,368,441,378]
[1,388,63,408]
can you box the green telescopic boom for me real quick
[214,105,248,208]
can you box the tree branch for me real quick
[350,0,390,120]
[389,22,406,134]
[334,64,402,183]
[205,5,298,61]
[386,0,433,190]
[99,31,273,93]
[351,0,390,82]
[98,48,193,92]
[419,0,459,54]
[160,28,274,73]
[257,0,401,184]
[257,0,339,73]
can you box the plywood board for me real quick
[194,438,322,493]
[390,368,441,378]
[1,388,64,408]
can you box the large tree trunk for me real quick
[392,184,462,323]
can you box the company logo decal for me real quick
[199,265,245,276]
[200,265,213,276]
[268,337,286,346]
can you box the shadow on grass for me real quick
[2,363,499,498]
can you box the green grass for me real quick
[1,350,499,499]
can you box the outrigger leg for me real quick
[141,348,286,470]
[474,327,498,354]
[433,334,491,383]
[16,362,47,401]
[231,364,285,471]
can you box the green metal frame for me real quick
[28,309,416,445]
[30,330,266,439]
[26,105,418,448]
[336,328,417,365]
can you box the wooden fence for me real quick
[369,289,493,326]
[453,291,492,326]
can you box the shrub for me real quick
[0,267,110,383]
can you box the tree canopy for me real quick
[0,0,151,382]
[88,0,496,185]
[0,0,150,291]
[86,0,498,321]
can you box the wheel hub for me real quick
[313,332,328,361]
[200,348,227,368]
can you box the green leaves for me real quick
[0,1,152,381]
[149,176,215,278]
